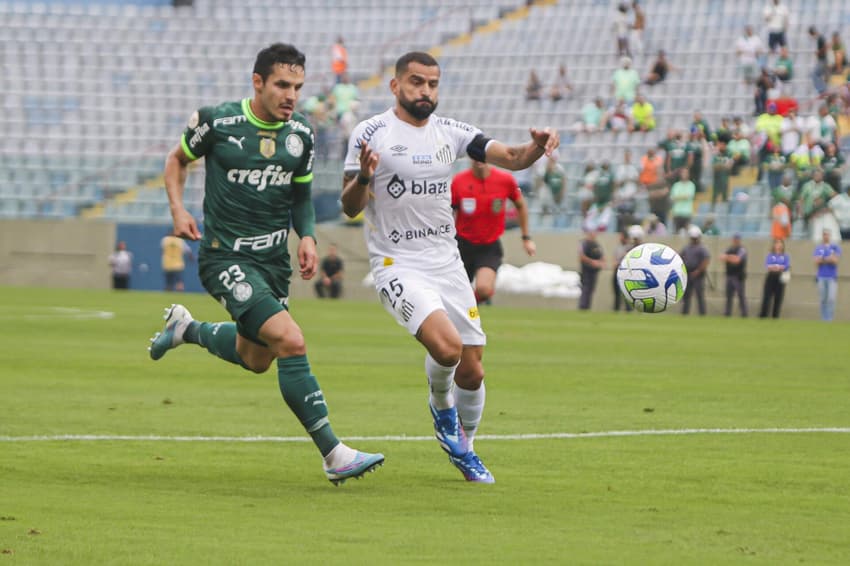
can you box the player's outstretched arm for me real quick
[485,127,560,171]
[341,142,379,217]
[164,143,201,241]
[513,194,536,257]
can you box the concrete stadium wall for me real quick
[0,219,116,289]
[1,219,846,321]
[297,224,849,322]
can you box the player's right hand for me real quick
[172,209,201,241]
[359,142,379,177]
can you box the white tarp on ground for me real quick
[362,262,582,299]
[495,262,582,298]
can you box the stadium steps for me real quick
[356,0,554,93]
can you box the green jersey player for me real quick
[149,43,383,485]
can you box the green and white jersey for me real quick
[180,98,315,260]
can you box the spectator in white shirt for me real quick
[736,26,765,85]
[763,0,790,54]
[780,108,803,156]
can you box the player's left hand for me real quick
[298,237,318,280]
[523,238,537,257]
[529,127,560,156]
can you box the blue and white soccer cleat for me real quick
[148,304,194,361]
[429,404,469,458]
[325,451,385,486]
[449,451,495,484]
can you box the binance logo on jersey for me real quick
[226,165,293,191]
[385,175,448,199]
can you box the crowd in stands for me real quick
[521,0,850,242]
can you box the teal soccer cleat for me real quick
[325,451,385,486]
[148,304,194,361]
[429,404,469,457]
[449,451,495,484]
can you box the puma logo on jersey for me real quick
[228,136,246,150]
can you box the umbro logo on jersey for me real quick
[390,144,408,155]
[228,136,245,150]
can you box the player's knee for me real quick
[430,339,462,367]
[240,352,274,374]
[455,363,484,389]
[265,331,307,358]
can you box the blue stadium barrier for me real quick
[116,223,204,293]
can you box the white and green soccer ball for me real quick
[616,243,688,313]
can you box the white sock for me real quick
[454,382,486,450]
[323,442,356,470]
[426,354,458,410]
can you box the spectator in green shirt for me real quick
[670,168,697,233]
[690,110,712,141]
[763,147,788,195]
[800,169,837,225]
[821,142,845,193]
[773,46,793,82]
[712,139,735,208]
[687,128,706,193]
[330,73,359,119]
[611,56,641,103]
[631,94,655,131]
[728,129,752,175]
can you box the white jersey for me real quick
[345,108,481,270]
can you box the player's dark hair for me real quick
[395,51,439,76]
[253,43,306,81]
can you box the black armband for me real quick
[466,134,493,162]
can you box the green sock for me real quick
[186,321,248,370]
[277,355,339,456]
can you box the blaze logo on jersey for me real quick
[387,175,406,198]
[386,175,448,199]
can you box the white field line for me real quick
[1,428,848,443]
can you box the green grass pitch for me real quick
[1,287,848,565]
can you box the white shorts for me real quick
[371,260,486,346]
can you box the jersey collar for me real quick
[242,98,285,130]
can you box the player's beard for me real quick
[400,95,438,121]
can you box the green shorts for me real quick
[199,249,292,344]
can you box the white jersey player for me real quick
[341,52,559,483]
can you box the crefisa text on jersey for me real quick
[226,165,294,191]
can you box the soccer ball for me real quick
[616,243,688,313]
